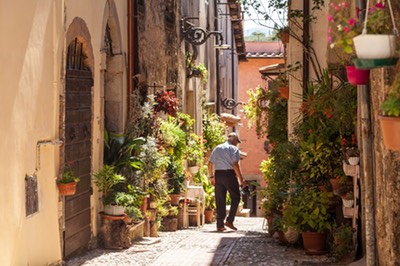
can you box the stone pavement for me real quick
[66,217,355,266]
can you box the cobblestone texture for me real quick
[66,217,344,266]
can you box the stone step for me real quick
[226,205,251,217]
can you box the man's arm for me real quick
[233,161,246,187]
[208,161,215,186]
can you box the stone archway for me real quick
[102,0,126,134]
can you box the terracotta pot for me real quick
[169,194,181,206]
[279,86,289,99]
[301,232,328,255]
[379,116,400,151]
[140,197,148,215]
[57,182,77,196]
[161,217,178,232]
[345,66,370,85]
[204,209,214,223]
[329,179,340,195]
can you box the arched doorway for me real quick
[63,37,93,258]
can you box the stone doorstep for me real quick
[132,237,162,246]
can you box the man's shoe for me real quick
[224,221,237,231]
[217,227,227,232]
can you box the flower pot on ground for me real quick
[168,194,181,206]
[345,66,370,85]
[204,209,214,224]
[302,232,329,255]
[57,163,80,196]
[332,224,354,262]
[104,204,125,216]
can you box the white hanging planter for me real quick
[353,34,397,59]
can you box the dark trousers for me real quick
[215,170,240,228]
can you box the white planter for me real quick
[353,34,397,59]
[104,204,125,216]
[188,166,199,174]
[342,199,354,208]
[348,157,360,166]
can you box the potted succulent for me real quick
[379,72,400,151]
[57,163,80,196]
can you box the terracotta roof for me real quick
[245,41,284,58]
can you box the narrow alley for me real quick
[66,217,338,266]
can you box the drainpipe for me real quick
[230,22,235,116]
[214,0,221,114]
[302,0,310,89]
[127,0,133,115]
[356,1,376,264]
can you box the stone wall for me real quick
[137,1,182,97]
[369,2,400,265]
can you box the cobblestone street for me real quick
[66,217,346,266]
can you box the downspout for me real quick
[127,0,133,115]
[302,0,310,89]
[230,21,235,116]
[214,0,220,114]
[356,0,376,264]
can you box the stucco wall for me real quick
[0,0,127,264]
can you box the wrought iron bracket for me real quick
[221,98,244,110]
[181,17,224,46]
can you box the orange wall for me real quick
[238,57,284,176]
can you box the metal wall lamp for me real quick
[181,17,228,46]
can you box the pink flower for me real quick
[344,26,350,33]
[327,15,333,22]
[375,2,384,9]
[348,18,355,26]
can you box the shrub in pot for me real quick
[283,187,334,255]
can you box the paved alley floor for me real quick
[66,217,345,266]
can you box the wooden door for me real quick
[64,38,93,258]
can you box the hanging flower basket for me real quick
[57,182,77,196]
[345,66,370,85]
[353,34,397,59]
[379,116,400,151]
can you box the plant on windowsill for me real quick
[57,163,80,196]
[379,72,400,151]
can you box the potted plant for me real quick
[57,163,80,196]
[154,90,179,117]
[352,2,398,67]
[379,72,400,151]
[185,133,205,172]
[93,165,127,216]
[341,191,354,208]
[283,187,334,255]
[160,203,179,231]
[202,112,226,153]
[332,224,354,262]
[327,2,370,84]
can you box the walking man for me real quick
[208,132,246,232]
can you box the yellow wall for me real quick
[0,0,127,264]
